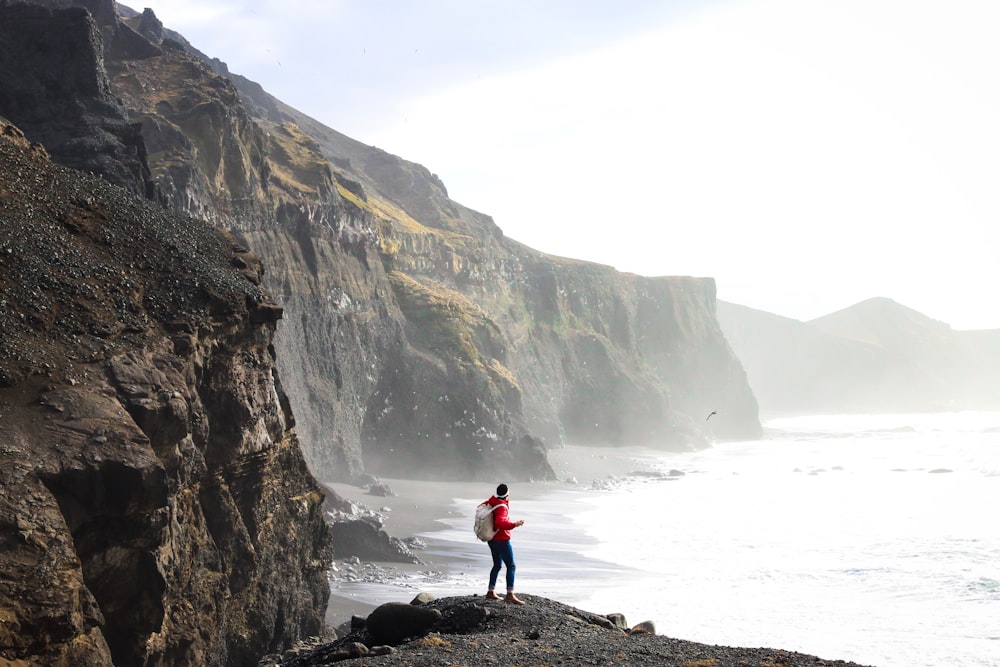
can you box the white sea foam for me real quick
[359,412,1000,667]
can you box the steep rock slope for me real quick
[128,6,762,475]
[0,116,330,664]
[10,3,761,486]
[0,2,151,195]
[262,93,757,447]
[104,6,555,482]
[718,298,1000,415]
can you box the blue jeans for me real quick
[488,539,516,591]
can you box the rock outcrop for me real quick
[3,3,761,489]
[111,7,760,482]
[0,116,330,664]
[0,2,152,196]
[267,594,871,667]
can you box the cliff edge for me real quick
[268,594,872,667]
[105,4,761,482]
[0,116,330,665]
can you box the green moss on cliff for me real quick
[388,271,514,391]
[264,121,332,197]
[389,271,482,363]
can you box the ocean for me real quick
[338,412,1000,667]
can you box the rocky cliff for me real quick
[0,1,152,196]
[117,5,761,482]
[0,110,330,665]
[3,3,761,489]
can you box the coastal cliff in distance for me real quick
[0,115,330,664]
[99,3,760,483]
[719,297,1000,416]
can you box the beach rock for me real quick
[368,481,395,496]
[329,518,421,563]
[607,612,629,630]
[403,536,427,550]
[630,620,657,635]
[345,642,369,658]
[411,592,437,605]
[365,602,442,645]
[289,595,870,667]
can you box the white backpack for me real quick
[473,502,501,541]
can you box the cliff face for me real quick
[0,113,330,667]
[103,5,760,481]
[0,2,152,195]
[5,3,761,487]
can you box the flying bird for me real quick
[706,411,717,421]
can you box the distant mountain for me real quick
[718,297,1000,416]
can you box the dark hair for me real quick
[496,483,508,497]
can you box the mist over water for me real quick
[570,412,1000,667]
[345,412,999,667]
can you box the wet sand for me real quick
[321,444,664,626]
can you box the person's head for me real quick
[496,483,509,499]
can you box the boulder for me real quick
[329,519,421,564]
[411,592,437,606]
[366,602,441,645]
[629,620,657,635]
[606,612,628,631]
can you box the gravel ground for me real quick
[0,118,269,387]
[269,594,874,667]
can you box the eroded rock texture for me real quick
[3,2,761,490]
[0,119,330,665]
[110,8,761,482]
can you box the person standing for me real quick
[484,483,525,604]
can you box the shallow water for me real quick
[337,412,1000,667]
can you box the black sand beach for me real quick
[261,445,878,666]
[322,444,665,623]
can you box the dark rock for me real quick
[291,595,869,667]
[367,481,395,497]
[606,612,629,631]
[0,117,330,665]
[0,4,153,196]
[433,599,491,634]
[629,620,657,635]
[365,602,442,645]
[411,592,436,606]
[329,519,420,563]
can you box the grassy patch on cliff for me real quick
[389,271,483,363]
[389,271,512,384]
[264,121,333,197]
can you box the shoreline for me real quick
[321,443,668,625]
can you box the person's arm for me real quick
[493,505,524,530]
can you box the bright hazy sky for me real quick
[135,1,999,330]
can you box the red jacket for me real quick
[485,495,517,541]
